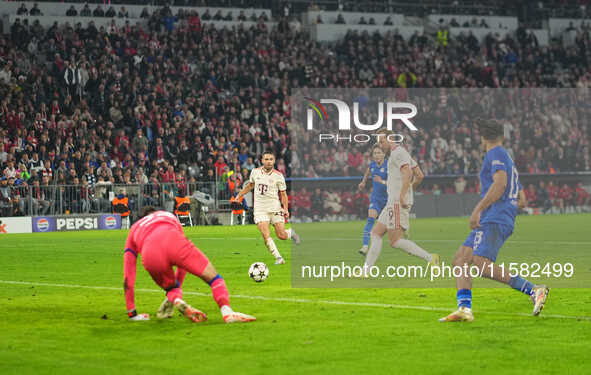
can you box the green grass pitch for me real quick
[1,214,590,374]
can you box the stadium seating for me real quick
[0,1,589,219]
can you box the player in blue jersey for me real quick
[358,145,388,256]
[440,119,549,322]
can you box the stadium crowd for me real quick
[0,3,590,218]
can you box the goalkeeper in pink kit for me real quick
[123,207,255,323]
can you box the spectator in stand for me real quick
[118,7,129,18]
[213,157,228,178]
[80,4,91,17]
[324,190,342,216]
[29,3,42,16]
[306,165,318,178]
[534,181,551,212]
[17,3,28,16]
[524,184,537,206]
[93,5,104,17]
[188,11,201,32]
[0,178,13,216]
[310,188,324,218]
[347,150,363,176]
[432,184,441,195]
[243,157,256,172]
[295,187,312,218]
[546,181,561,211]
[165,138,179,162]
[454,176,467,193]
[132,129,149,154]
[160,164,176,185]
[31,178,50,215]
[140,7,150,18]
[105,6,116,18]
[7,176,24,216]
[575,183,590,210]
[163,12,177,32]
[558,183,574,212]
[66,6,78,17]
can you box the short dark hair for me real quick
[477,118,503,141]
[372,144,383,153]
[138,206,157,219]
[262,150,275,158]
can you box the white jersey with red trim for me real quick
[386,145,413,205]
[249,167,286,214]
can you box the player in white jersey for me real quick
[404,154,424,240]
[362,130,439,275]
[235,151,300,265]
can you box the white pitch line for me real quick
[196,237,591,245]
[1,280,589,321]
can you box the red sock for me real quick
[166,287,183,303]
[209,275,229,308]
[175,267,187,287]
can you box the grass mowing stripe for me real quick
[2,279,589,321]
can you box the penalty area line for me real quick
[0,280,589,321]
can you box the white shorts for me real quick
[254,211,285,225]
[377,203,410,231]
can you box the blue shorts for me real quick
[369,196,387,213]
[463,223,513,262]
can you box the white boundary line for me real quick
[1,280,589,321]
[195,237,591,245]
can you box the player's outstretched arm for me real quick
[236,182,254,200]
[279,190,289,218]
[123,249,149,321]
[358,167,370,191]
[411,165,424,190]
[470,170,507,229]
[399,164,412,208]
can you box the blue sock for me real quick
[509,276,534,295]
[362,217,375,246]
[457,289,472,309]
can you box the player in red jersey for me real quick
[123,206,255,323]
[575,182,590,208]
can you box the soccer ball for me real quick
[248,262,269,282]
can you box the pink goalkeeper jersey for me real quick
[123,211,184,313]
[125,211,183,255]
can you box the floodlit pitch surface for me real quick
[1,214,590,374]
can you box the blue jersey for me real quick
[479,146,522,228]
[369,160,388,201]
